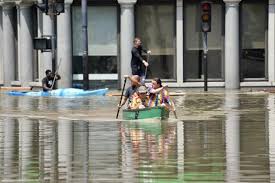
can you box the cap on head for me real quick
[138,86,147,94]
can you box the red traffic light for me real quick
[201,3,210,11]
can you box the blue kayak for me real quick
[7,88,108,97]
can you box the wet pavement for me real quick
[0,89,274,182]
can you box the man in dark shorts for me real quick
[131,37,151,80]
[117,75,141,109]
[42,69,61,92]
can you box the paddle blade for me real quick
[116,108,120,119]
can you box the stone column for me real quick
[2,3,16,86]
[0,7,3,84]
[57,0,73,88]
[42,13,54,73]
[118,0,136,88]
[19,3,33,86]
[224,0,241,89]
[176,0,184,84]
[37,9,43,81]
[268,0,275,83]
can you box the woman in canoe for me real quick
[147,78,175,111]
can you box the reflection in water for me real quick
[0,92,274,182]
[224,92,240,182]
[0,117,2,179]
[268,95,275,182]
[3,118,18,180]
[177,121,184,178]
[90,122,122,182]
[58,120,72,181]
[39,121,57,182]
[74,122,89,183]
[19,118,36,181]
[120,121,179,181]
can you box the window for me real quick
[136,1,176,80]
[72,5,118,85]
[240,0,267,79]
[184,0,224,80]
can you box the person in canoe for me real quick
[125,76,176,111]
[147,78,175,111]
[118,75,141,109]
[129,85,149,109]
[131,37,151,82]
[42,69,61,92]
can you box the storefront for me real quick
[0,0,271,89]
[70,0,268,89]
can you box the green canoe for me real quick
[122,106,170,120]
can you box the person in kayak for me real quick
[130,85,149,109]
[118,75,141,109]
[42,69,61,92]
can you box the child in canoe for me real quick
[129,85,149,109]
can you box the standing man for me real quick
[42,69,61,92]
[131,37,151,81]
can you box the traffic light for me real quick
[36,0,48,14]
[201,1,211,32]
[36,0,64,15]
[55,0,65,15]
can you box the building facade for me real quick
[0,0,273,89]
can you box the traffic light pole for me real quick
[82,0,89,90]
[50,15,56,77]
[203,32,208,91]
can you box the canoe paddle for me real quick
[142,53,150,84]
[116,77,127,119]
[170,100,178,119]
[173,110,178,119]
[51,58,62,90]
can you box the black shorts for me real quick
[132,67,143,77]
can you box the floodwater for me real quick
[0,90,274,182]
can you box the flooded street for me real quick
[0,90,274,182]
